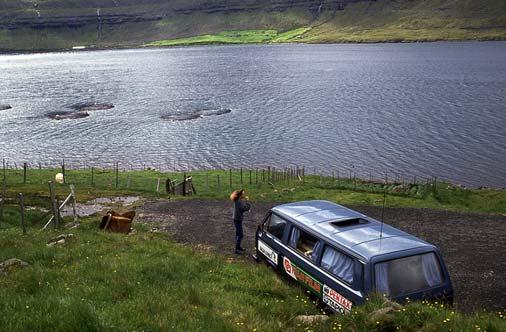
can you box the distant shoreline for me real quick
[1,38,505,56]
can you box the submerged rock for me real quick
[161,113,203,121]
[0,104,12,111]
[71,102,114,112]
[201,108,232,116]
[47,111,90,120]
[161,108,232,121]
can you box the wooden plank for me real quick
[70,184,78,223]
[48,181,59,228]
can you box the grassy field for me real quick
[1,167,505,215]
[145,28,312,47]
[1,212,505,331]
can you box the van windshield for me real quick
[374,252,443,298]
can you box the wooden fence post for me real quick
[182,173,186,196]
[217,175,221,192]
[115,162,119,189]
[229,169,232,189]
[19,193,26,234]
[62,159,66,184]
[240,168,243,185]
[91,167,94,186]
[156,178,161,193]
[0,174,5,227]
[49,181,59,228]
[249,169,252,185]
[23,163,27,184]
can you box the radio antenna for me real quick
[380,171,387,239]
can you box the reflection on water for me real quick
[0,42,505,188]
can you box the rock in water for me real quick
[161,108,232,121]
[161,113,203,121]
[71,102,114,112]
[201,108,232,117]
[46,111,90,120]
[0,104,12,111]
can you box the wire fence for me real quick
[0,158,442,232]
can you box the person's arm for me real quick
[241,201,251,212]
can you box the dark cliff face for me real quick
[0,0,374,51]
[0,0,366,29]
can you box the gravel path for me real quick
[137,199,506,313]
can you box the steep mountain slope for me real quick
[0,0,504,51]
[302,0,506,42]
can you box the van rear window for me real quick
[374,252,443,297]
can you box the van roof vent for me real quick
[330,218,369,228]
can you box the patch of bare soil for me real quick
[136,199,506,313]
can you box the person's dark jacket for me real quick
[233,199,251,222]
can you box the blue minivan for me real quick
[255,200,453,313]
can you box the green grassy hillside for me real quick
[1,213,505,331]
[0,0,505,51]
[300,0,506,43]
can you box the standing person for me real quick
[231,189,251,255]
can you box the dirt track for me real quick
[137,199,506,313]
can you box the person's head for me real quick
[230,189,245,202]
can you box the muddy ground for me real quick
[136,199,506,313]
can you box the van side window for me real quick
[288,227,320,261]
[320,246,354,284]
[265,214,287,240]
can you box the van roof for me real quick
[271,200,435,261]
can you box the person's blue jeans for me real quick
[234,220,243,250]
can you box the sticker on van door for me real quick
[258,240,278,265]
[283,257,322,294]
[323,285,352,313]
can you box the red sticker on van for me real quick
[283,257,322,294]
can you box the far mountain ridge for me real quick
[0,0,504,51]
